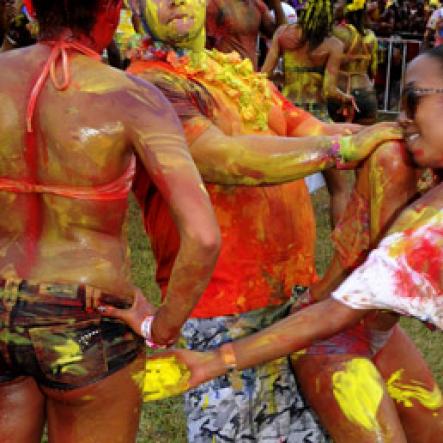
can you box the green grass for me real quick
[128,189,442,442]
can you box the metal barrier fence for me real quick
[376,37,423,115]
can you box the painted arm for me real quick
[261,26,283,76]
[257,0,281,37]
[262,0,285,32]
[188,119,402,185]
[172,298,368,387]
[123,82,221,345]
[323,37,354,104]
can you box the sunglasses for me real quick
[401,85,443,120]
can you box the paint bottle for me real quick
[142,356,191,401]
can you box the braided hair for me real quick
[298,0,333,51]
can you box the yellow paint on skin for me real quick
[332,358,384,432]
[386,369,443,410]
[144,0,206,51]
[141,356,191,401]
[369,157,385,240]
[290,348,307,363]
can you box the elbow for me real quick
[185,223,221,263]
[200,227,221,261]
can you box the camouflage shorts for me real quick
[182,298,330,443]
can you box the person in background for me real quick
[425,4,443,46]
[0,0,35,52]
[206,0,286,70]
[262,0,355,226]
[330,0,378,125]
[367,0,395,36]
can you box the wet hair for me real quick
[298,0,333,51]
[32,0,118,34]
[345,1,366,36]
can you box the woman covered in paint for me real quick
[161,47,443,443]
[329,0,379,125]
[104,43,443,442]
[0,0,221,442]
[205,0,285,70]
[261,0,356,226]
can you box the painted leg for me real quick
[293,142,421,440]
[0,376,46,443]
[294,355,407,443]
[374,326,443,443]
[43,354,144,443]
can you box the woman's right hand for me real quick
[97,289,157,337]
[341,122,403,163]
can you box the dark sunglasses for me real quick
[401,86,443,120]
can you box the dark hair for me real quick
[33,0,117,35]
[425,44,443,70]
[345,3,367,36]
[298,0,333,51]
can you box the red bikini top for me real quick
[1,37,134,276]
[1,38,135,201]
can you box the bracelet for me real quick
[330,135,353,169]
[219,342,237,372]
[140,315,168,349]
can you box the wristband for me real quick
[140,315,168,349]
[219,342,237,372]
[330,135,354,169]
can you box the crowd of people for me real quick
[0,1,441,443]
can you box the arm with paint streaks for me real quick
[166,298,367,387]
[187,119,403,185]
[261,25,283,76]
[123,83,220,345]
[323,37,355,104]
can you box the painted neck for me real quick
[38,28,104,53]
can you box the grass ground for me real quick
[128,188,442,443]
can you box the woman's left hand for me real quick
[153,348,225,390]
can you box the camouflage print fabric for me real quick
[182,295,330,443]
[0,279,143,390]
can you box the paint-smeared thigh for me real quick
[374,326,443,443]
[293,354,407,443]
[43,354,144,443]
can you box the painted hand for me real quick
[148,348,223,392]
[97,288,157,337]
[343,122,403,163]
